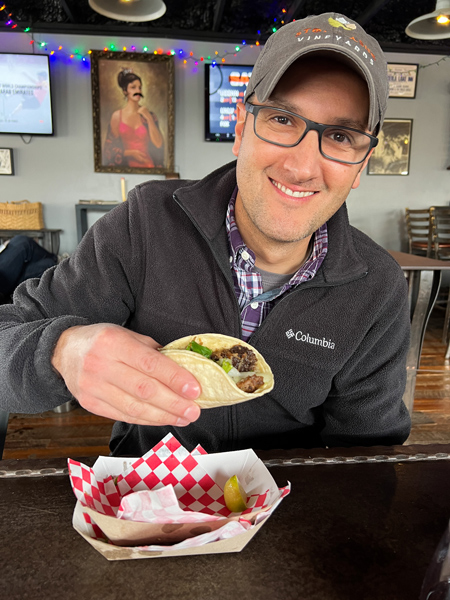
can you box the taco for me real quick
[160,333,274,408]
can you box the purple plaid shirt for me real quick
[227,188,328,341]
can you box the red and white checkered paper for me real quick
[68,433,290,547]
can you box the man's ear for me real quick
[351,148,374,190]
[232,102,247,157]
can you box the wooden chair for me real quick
[430,207,450,260]
[430,207,450,355]
[405,208,433,257]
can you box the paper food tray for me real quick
[69,433,290,560]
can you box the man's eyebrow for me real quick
[329,117,370,131]
[265,96,369,132]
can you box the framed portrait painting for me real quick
[90,50,174,175]
[367,119,413,176]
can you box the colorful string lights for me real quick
[0,3,287,66]
[1,4,449,73]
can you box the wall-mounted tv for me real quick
[205,63,253,142]
[0,53,54,136]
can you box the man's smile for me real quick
[269,177,316,199]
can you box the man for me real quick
[0,13,411,455]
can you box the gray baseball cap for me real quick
[245,13,389,133]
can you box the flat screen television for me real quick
[205,63,253,142]
[0,53,54,135]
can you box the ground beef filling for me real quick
[210,345,264,393]
[235,374,264,393]
[211,345,258,371]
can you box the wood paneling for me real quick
[3,407,112,459]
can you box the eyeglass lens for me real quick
[254,107,372,163]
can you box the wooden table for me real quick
[1,444,450,600]
[389,251,450,413]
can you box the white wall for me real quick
[1,31,449,253]
[348,51,450,251]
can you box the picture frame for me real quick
[90,50,174,175]
[0,148,14,175]
[387,63,418,99]
[367,119,413,176]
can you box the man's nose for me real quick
[281,129,323,178]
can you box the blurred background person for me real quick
[0,235,57,304]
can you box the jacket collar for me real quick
[173,161,368,285]
[321,204,369,284]
[173,160,237,240]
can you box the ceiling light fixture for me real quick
[88,0,166,23]
[406,0,450,39]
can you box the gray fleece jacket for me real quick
[0,161,411,454]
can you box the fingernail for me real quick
[183,405,200,422]
[181,382,200,399]
[176,418,190,427]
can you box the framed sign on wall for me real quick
[387,63,418,99]
[367,119,413,176]
[90,50,174,175]
[0,148,14,176]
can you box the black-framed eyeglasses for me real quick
[245,102,378,165]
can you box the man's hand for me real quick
[51,324,201,427]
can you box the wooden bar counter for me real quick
[1,444,450,600]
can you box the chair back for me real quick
[405,208,432,256]
[430,207,450,260]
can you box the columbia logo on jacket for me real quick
[285,329,336,350]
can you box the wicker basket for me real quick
[0,200,44,230]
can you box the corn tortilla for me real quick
[160,333,274,408]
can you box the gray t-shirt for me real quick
[258,268,294,292]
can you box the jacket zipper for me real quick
[248,269,369,345]
[173,191,243,337]
[173,192,243,448]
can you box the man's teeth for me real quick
[272,180,315,198]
